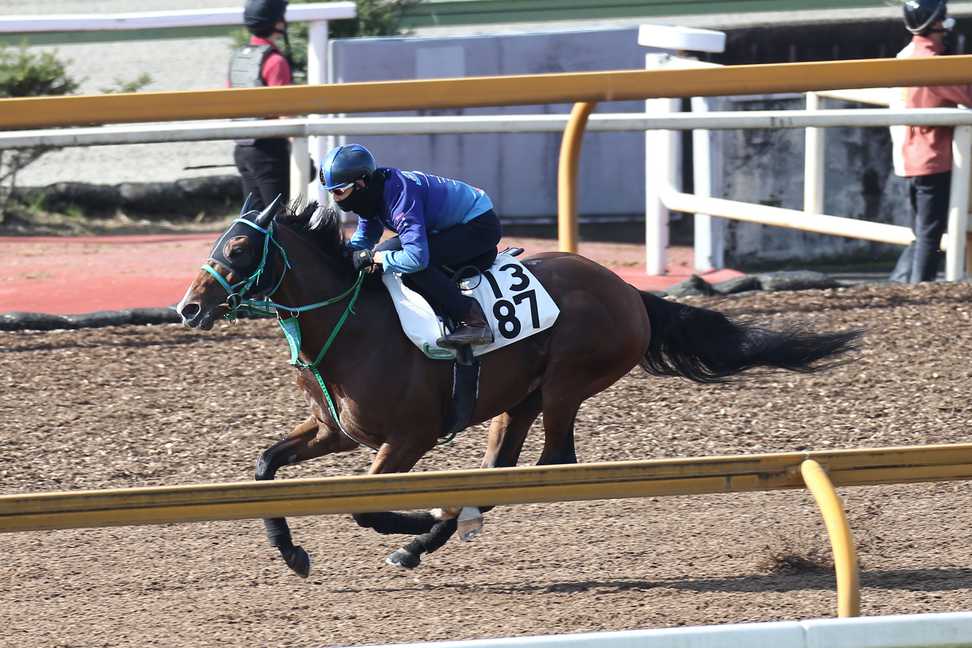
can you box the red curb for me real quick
[614,267,744,292]
[0,234,742,315]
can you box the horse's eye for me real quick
[228,247,245,258]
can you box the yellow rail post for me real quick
[800,459,861,618]
[557,101,595,253]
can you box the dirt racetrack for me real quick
[3,280,972,647]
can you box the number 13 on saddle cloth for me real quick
[382,250,560,360]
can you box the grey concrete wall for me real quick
[705,95,909,266]
[330,28,654,222]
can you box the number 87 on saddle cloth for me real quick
[382,251,561,359]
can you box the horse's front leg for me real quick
[255,415,358,578]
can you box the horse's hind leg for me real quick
[474,389,544,518]
[255,416,358,578]
[389,390,545,568]
[386,390,546,569]
[347,439,448,568]
[537,389,583,466]
[483,390,543,470]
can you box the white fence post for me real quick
[645,98,679,275]
[946,125,972,281]
[691,96,719,272]
[289,135,310,205]
[804,92,826,214]
[304,19,329,206]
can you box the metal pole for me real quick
[307,19,329,207]
[557,101,595,253]
[804,92,826,214]
[289,135,309,205]
[646,97,678,275]
[946,125,972,280]
[691,95,717,272]
[800,459,861,618]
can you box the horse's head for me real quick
[177,194,287,329]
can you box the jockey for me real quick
[320,143,502,349]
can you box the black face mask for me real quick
[335,172,385,218]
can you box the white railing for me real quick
[354,612,972,648]
[0,3,356,207]
[644,104,972,281]
[0,5,355,32]
[7,108,972,278]
[7,110,969,149]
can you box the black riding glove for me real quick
[352,248,379,274]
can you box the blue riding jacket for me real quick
[348,168,494,274]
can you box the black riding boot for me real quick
[437,298,494,348]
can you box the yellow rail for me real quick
[4,443,970,619]
[801,459,861,618]
[557,101,595,253]
[1,56,972,129]
[3,443,972,533]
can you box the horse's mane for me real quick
[274,200,357,278]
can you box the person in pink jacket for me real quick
[891,0,972,282]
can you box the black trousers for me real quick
[375,210,502,322]
[233,138,290,212]
[891,171,951,283]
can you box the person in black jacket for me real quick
[229,0,293,211]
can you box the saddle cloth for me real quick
[381,251,560,359]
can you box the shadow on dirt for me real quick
[332,567,972,595]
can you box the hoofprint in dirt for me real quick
[1,282,971,647]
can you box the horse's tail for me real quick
[638,291,861,384]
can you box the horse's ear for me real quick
[240,193,255,218]
[255,193,283,227]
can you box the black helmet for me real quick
[904,0,948,34]
[244,0,288,36]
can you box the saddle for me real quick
[381,247,560,443]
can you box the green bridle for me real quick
[204,208,366,444]
[202,216,292,311]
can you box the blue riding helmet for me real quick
[320,144,377,190]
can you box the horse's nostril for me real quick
[180,302,200,321]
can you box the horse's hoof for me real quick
[385,548,420,569]
[283,545,311,578]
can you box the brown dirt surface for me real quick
[2,279,972,646]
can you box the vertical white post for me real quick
[645,97,678,276]
[804,92,826,214]
[691,95,718,272]
[946,125,971,281]
[289,135,309,205]
[307,19,329,206]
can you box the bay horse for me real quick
[177,196,860,578]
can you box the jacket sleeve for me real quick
[382,194,430,274]
[262,52,292,86]
[348,217,383,251]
